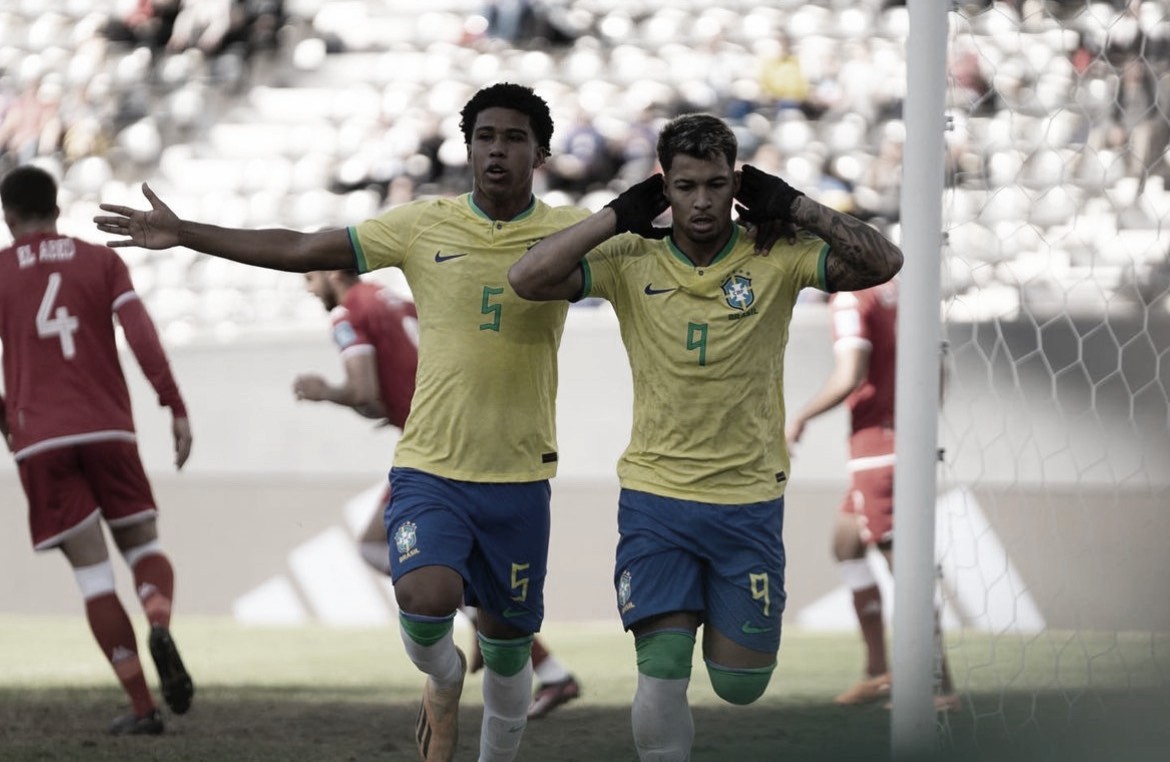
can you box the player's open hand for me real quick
[94,183,181,250]
[735,165,804,226]
[172,416,193,470]
[605,174,669,236]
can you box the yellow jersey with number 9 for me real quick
[582,224,828,503]
[350,194,589,482]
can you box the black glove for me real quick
[605,174,669,236]
[735,164,804,225]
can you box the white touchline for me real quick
[935,486,1046,634]
[288,526,395,627]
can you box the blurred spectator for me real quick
[547,108,615,195]
[1110,58,1159,195]
[168,0,236,56]
[615,107,661,185]
[949,44,998,117]
[483,0,535,44]
[0,77,63,166]
[759,34,813,117]
[103,0,180,52]
[853,122,904,227]
[240,0,286,55]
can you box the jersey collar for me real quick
[666,223,741,268]
[467,193,537,222]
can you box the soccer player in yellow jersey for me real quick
[509,113,903,761]
[95,83,590,762]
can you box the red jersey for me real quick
[829,280,898,433]
[331,282,418,430]
[0,232,184,460]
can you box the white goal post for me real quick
[895,0,1170,759]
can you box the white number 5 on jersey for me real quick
[36,272,80,359]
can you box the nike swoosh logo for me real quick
[741,621,773,634]
[643,284,676,295]
[502,607,527,619]
[434,250,469,263]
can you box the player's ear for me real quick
[533,147,549,169]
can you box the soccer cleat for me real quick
[149,625,194,715]
[108,708,164,735]
[415,647,466,762]
[882,693,963,712]
[527,674,581,719]
[834,673,891,705]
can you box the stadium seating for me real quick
[0,0,1164,342]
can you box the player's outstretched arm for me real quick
[735,165,903,291]
[95,183,356,273]
[510,174,667,301]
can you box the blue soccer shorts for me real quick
[386,467,550,633]
[614,488,786,653]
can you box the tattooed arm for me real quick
[735,164,903,292]
[790,195,903,292]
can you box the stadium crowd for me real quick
[0,0,1167,341]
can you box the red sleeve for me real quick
[116,296,188,418]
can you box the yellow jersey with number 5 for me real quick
[350,194,589,482]
[582,224,828,503]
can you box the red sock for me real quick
[132,553,174,629]
[531,637,550,668]
[852,584,888,676]
[85,593,155,717]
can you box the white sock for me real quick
[534,654,570,685]
[399,624,463,688]
[478,660,532,762]
[838,558,877,591]
[73,560,116,599]
[632,673,693,761]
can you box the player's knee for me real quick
[393,567,462,616]
[479,634,533,677]
[635,630,696,680]
[72,560,117,600]
[705,661,776,706]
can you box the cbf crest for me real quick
[721,272,755,311]
[394,520,420,562]
[618,569,635,614]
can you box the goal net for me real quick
[929,0,1170,757]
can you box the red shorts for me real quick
[17,439,157,551]
[839,427,895,545]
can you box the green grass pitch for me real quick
[1,616,1167,761]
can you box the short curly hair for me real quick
[459,83,554,153]
[0,165,58,220]
[656,113,738,173]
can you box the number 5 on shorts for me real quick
[510,562,530,602]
